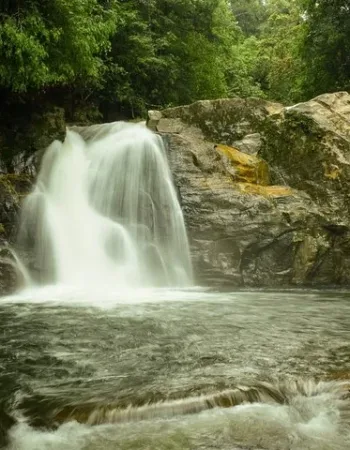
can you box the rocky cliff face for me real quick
[0,175,32,295]
[149,92,350,287]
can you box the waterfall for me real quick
[16,122,192,288]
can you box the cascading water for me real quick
[16,122,192,288]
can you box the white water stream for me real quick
[16,122,192,288]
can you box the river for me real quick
[1,287,349,449]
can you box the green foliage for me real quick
[0,0,118,92]
[230,0,268,36]
[0,0,269,120]
[300,0,350,98]
[227,0,306,104]
[100,0,257,116]
[1,0,350,136]
[256,0,306,103]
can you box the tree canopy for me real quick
[0,0,349,120]
[300,0,350,98]
[0,0,118,92]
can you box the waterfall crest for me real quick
[17,122,192,288]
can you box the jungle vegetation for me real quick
[0,0,349,120]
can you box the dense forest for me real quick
[0,0,349,137]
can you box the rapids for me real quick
[1,289,350,449]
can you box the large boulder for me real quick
[260,92,350,220]
[149,93,350,287]
[159,97,283,144]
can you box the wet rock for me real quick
[11,152,39,177]
[0,256,19,297]
[153,92,350,287]
[0,175,32,238]
[0,175,32,295]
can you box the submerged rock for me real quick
[151,92,350,287]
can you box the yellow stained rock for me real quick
[214,144,270,185]
[323,163,342,180]
[236,183,294,197]
[213,143,294,197]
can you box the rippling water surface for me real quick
[1,287,350,449]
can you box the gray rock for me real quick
[156,118,184,134]
[156,93,350,287]
[162,97,283,144]
[233,133,262,155]
[261,92,350,221]
[147,110,163,131]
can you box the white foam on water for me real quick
[0,285,217,308]
[7,395,350,450]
